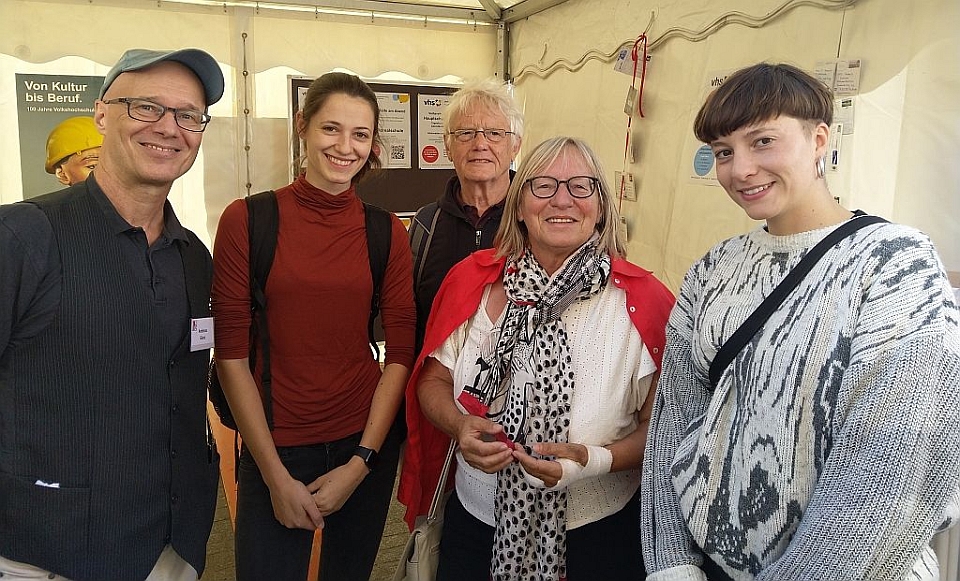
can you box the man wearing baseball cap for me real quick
[0,48,225,581]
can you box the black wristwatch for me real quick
[353,445,378,471]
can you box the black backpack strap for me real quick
[364,203,393,360]
[708,213,887,389]
[176,235,217,470]
[409,202,441,290]
[176,231,212,320]
[245,190,279,428]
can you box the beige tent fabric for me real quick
[0,2,957,574]
[508,0,958,291]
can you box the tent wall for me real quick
[0,0,498,244]
[509,1,959,577]
[1,0,958,577]
[508,0,959,292]
[4,0,954,284]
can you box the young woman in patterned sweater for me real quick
[641,62,960,581]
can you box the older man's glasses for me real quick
[103,97,211,132]
[449,128,515,143]
[525,176,599,199]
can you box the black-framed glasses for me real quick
[525,176,599,199]
[449,128,515,143]
[102,97,211,132]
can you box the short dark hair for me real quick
[694,62,833,143]
[296,72,382,182]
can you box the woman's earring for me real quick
[816,155,826,179]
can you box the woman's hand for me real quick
[266,473,325,531]
[457,415,515,474]
[418,357,513,473]
[217,358,324,530]
[307,457,368,517]
[513,442,588,487]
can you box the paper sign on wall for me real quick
[375,92,412,169]
[815,59,862,96]
[614,171,637,201]
[418,94,454,170]
[829,123,843,171]
[614,48,635,76]
[834,98,855,135]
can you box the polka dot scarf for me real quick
[477,238,610,581]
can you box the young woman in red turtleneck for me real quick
[211,72,415,581]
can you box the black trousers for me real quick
[436,488,645,581]
[234,424,402,581]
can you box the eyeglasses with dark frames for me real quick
[449,128,515,143]
[525,176,599,199]
[102,97,211,132]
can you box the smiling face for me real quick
[94,61,205,191]
[519,145,600,274]
[56,147,101,185]
[297,93,375,195]
[445,103,520,191]
[710,115,828,235]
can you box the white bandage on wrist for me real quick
[547,445,613,491]
[520,468,546,488]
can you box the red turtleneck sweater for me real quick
[212,176,415,446]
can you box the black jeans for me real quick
[436,488,645,581]
[234,424,402,581]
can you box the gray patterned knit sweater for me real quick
[641,219,960,581]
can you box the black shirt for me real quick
[0,175,191,359]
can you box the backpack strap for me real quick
[708,213,887,389]
[409,202,441,290]
[363,203,393,360]
[176,231,212,320]
[245,190,279,428]
[176,234,217,470]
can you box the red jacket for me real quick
[397,248,676,528]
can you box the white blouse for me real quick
[431,282,657,529]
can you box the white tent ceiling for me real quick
[162,0,568,23]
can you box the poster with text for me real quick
[375,92,412,169]
[417,94,453,170]
[16,74,104,199]
[688,143,720,186]
[285,79,312,181]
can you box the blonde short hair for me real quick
[496,136,625,260]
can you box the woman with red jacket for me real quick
[398,136,674,581]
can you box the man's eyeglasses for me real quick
[525,176,599,199]
[449,128,515,143]
[102,97,211,132]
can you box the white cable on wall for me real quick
[512,0,861,83]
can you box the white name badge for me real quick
[190,317,214,352]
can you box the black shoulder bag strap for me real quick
[708,213,887,390]
[409,202,441,290]
[246,190,279,428]
[363,203,393,361]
